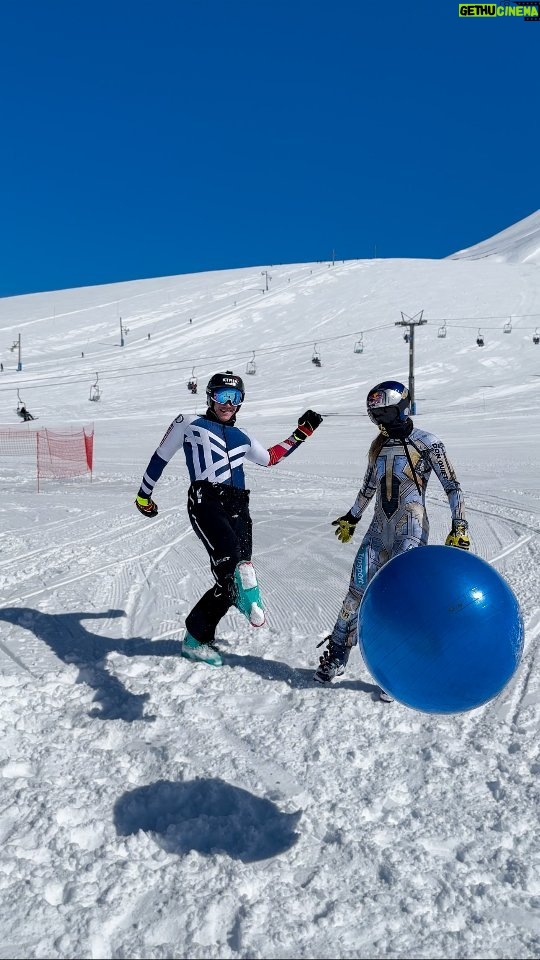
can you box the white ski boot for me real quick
[234,561,265,627]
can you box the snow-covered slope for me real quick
[449,209,540,265]
[0,253,539,960]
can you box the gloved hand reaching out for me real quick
[293,409,323,442]
[332,510,358,543]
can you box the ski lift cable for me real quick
[426,313,540,321]
[11,307,540,393]
[426,315,540,329]
[0,324,398,393]
[2,310,538,397]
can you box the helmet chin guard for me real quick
[367,380,411,432]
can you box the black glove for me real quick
[445,519,470,550]
[293,409,323,442]
[331,510,358,543]
[135,495,158,518]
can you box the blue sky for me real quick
[0,1,538,297]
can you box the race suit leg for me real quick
[330,486,428,656]
[330,531,385,651]
[185,483,252,644]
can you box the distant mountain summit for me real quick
[449,209,540,265]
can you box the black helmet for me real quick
[206,370,245,408]
[367,380,411,433]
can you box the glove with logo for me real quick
[332,510,359,544]
[135,494,158,518]
[445,519,470,550]
[293,409,323,442]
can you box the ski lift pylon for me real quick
[89,372,101,401]
[246,351,257,375]
[476,329,485,347]
[437,321,447,339]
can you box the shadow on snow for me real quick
[0,606,184,723]
[223,650,380,696]
[114,777,301,862]
[0,607,380,722]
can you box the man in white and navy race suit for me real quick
[136,370,323,666]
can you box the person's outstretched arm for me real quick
[246,410,323,467]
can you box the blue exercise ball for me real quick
[358,546,524,714]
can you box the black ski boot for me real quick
[313,636,349,683]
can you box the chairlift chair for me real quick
[503,319,512,334]
[89,373,101,401]
[476,329,485,348]
[533,329,540,345]
[437,322,447,339]
[403,333,410,343]
[246,351,257,375]
[354,335,364,354]
[187,367,198,393]
[16,390,34,421]
[311,343,322,366]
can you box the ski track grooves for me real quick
[0,523,193,609]
[1,466,536,700]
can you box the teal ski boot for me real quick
[234,561,265,627]
[181,631,223,667]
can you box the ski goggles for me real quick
[211,387,243,405]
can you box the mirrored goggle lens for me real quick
[212,387,243,405]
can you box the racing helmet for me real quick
[206,370,245,408]
[367,380,411,430]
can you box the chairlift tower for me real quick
[11,334,22,371]
[119,317,129,347]
[394,310,427,414]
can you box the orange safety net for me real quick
[0,425,94,490]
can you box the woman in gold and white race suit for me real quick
[315,380,469,686]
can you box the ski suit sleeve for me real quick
[244,410,323,467]
[350,460,378,519]
[244,431,306,467]
[428,439,466,522]
[137,415,188,498]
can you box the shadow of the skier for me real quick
[0,606,184,722]
[223,650,380,695]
